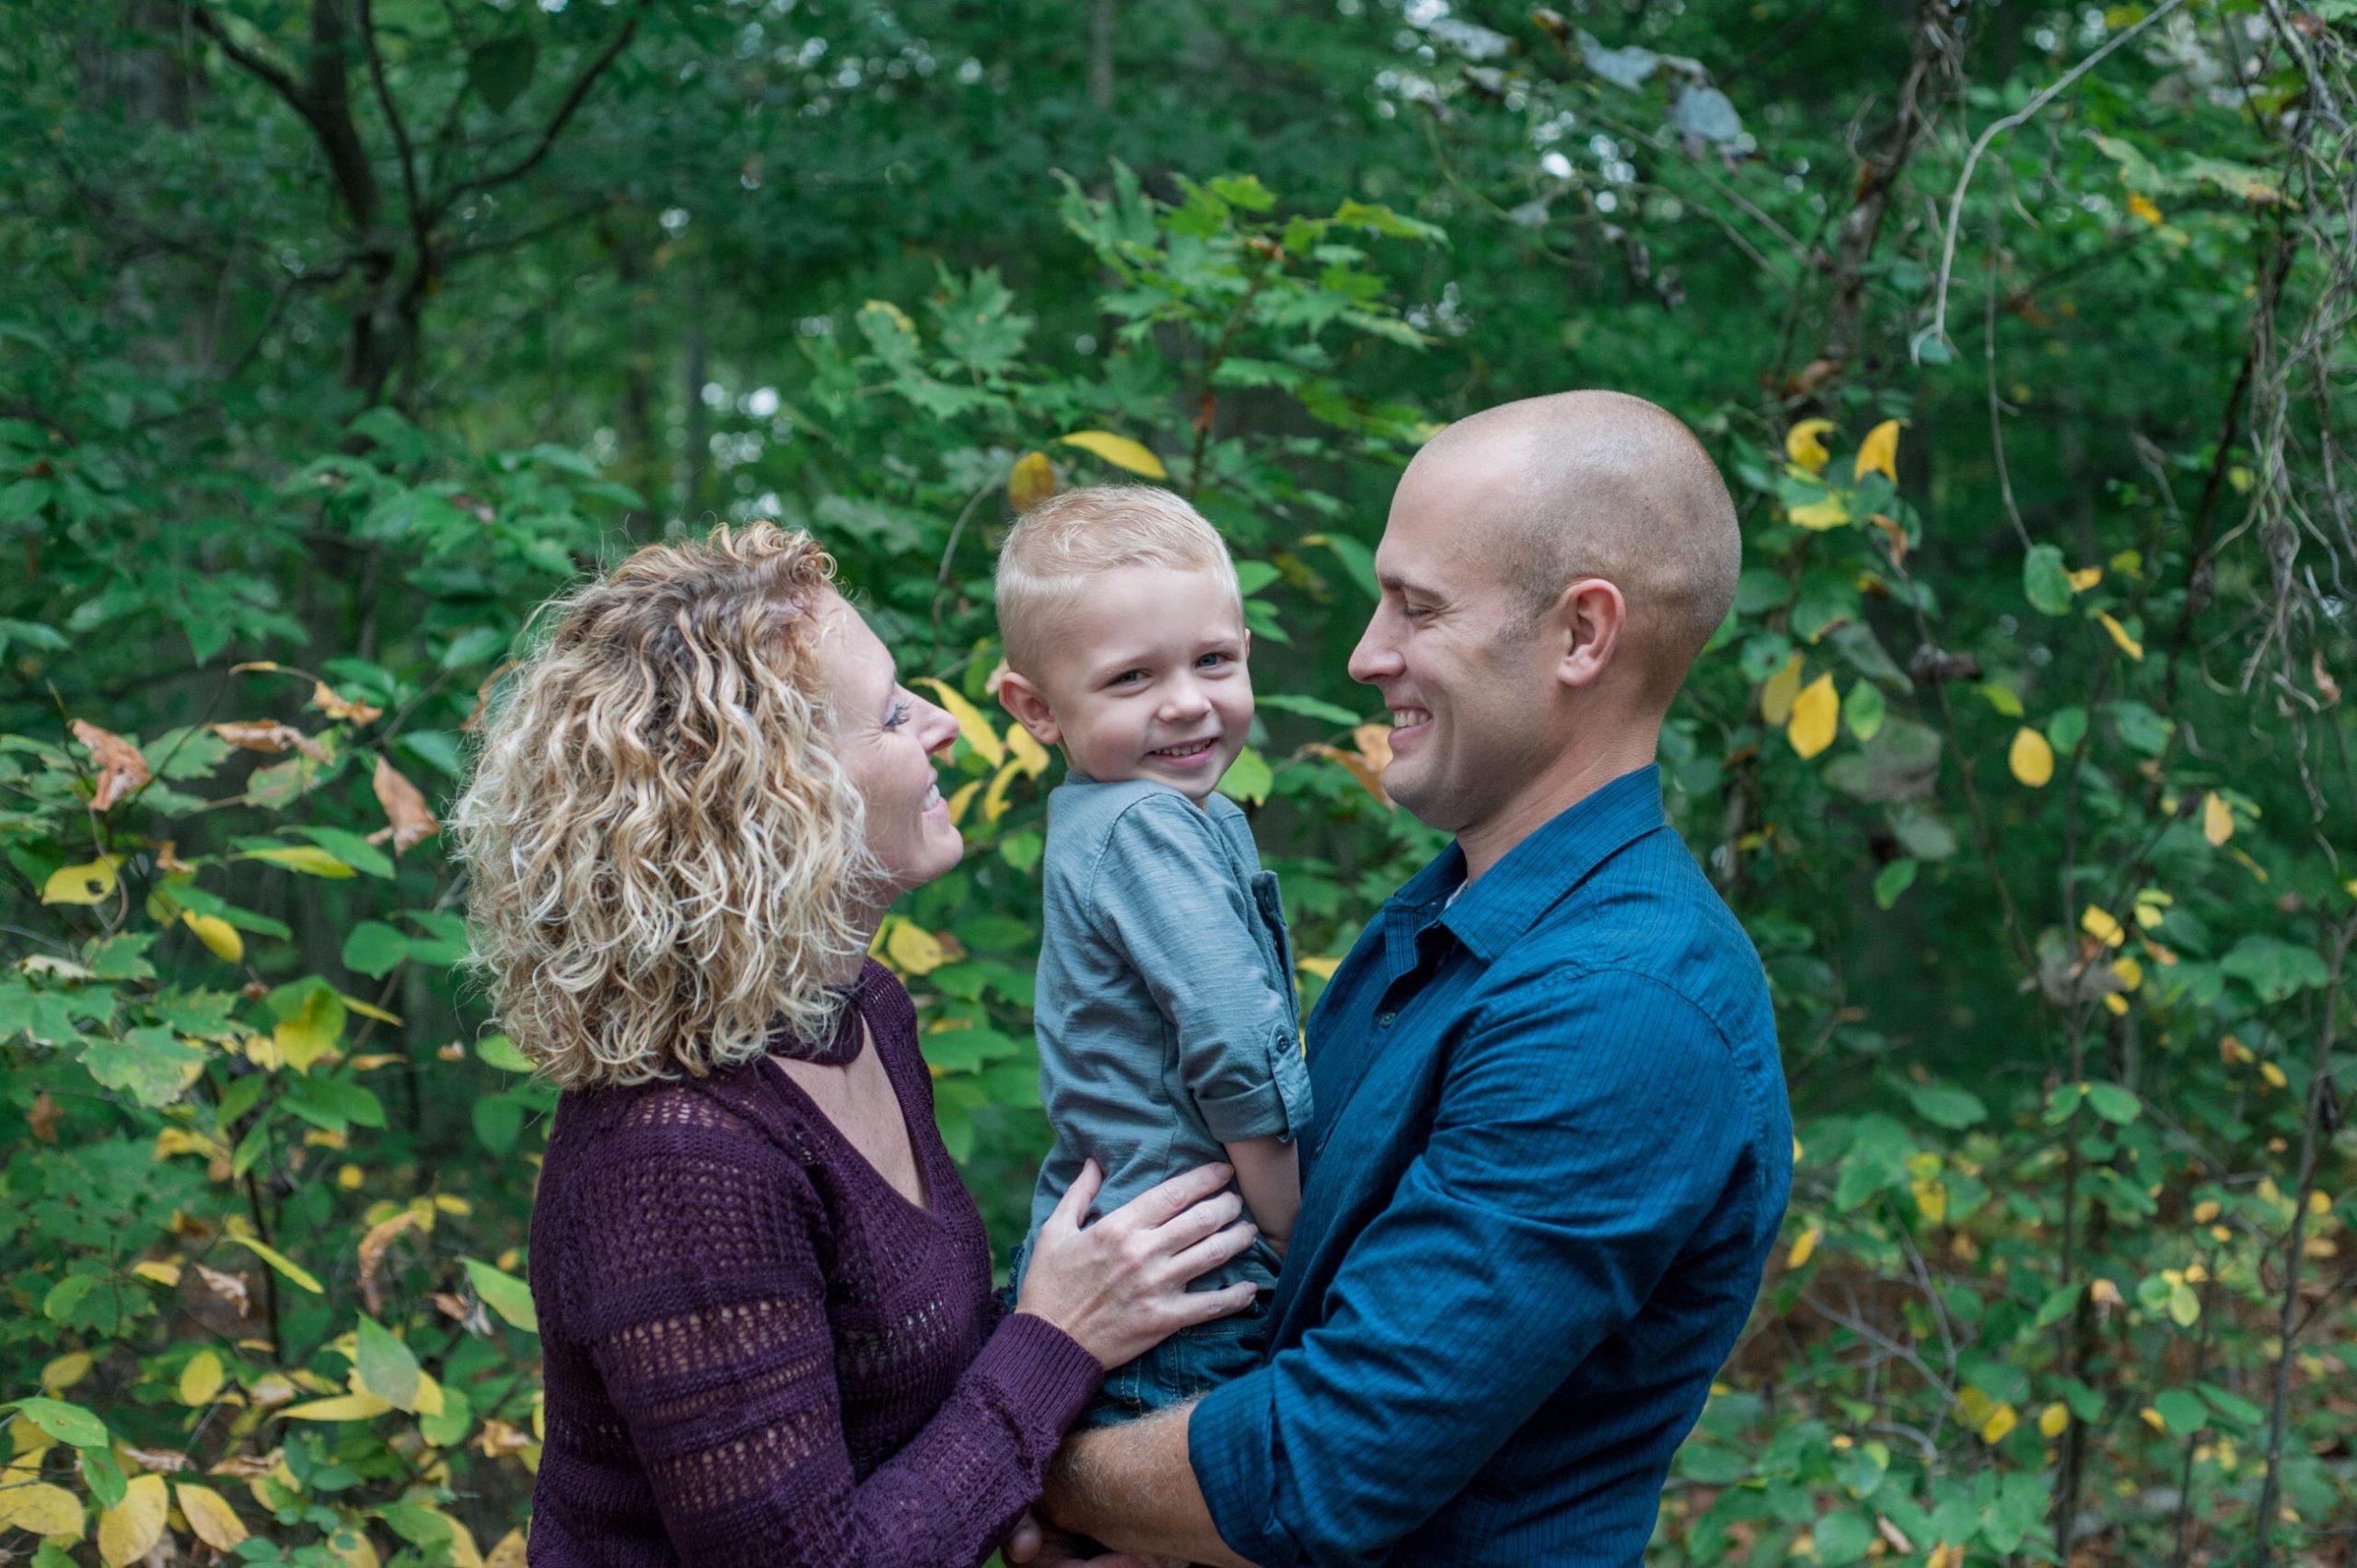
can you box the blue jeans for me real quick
[1074,1295,1271,1433]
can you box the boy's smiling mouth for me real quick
[1150,738,1220,762]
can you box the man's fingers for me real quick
[1116,1160,1235,1230]
[1048,1158,1103,1233]
[1166,1221,1260,1288]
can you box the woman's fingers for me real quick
[1113,1161,1235,1231]
[1164,1219,1260,1288]
[1146,1189,1244,1253]
[1048,1157,1103,1233]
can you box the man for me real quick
[1021,389,1793,1566]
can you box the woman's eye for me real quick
[884,698,912,729]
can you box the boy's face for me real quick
[1000,566,1252,804]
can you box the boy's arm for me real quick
[1220,1135,1298,1256]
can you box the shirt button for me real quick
[1377,1011,1397,1028]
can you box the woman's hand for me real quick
[1016,1159,1259,1369]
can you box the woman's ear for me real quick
[996,670,1062,747]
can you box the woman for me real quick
[454,523,1259,1566]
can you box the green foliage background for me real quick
[3,1,2353,1563]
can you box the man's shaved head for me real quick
[1408,390,1739,704]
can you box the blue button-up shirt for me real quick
[1189,765,1792,1565]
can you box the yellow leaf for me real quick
[2127,192,2164,225]
[1787,494,1852,531]
[226,1235,324,1295]
[883,920,947,977]
[2310,1189,2332,1215]
[1296,956,1342,981]
[2009,727,2054,787]
[98,1472,168,1567]
[133,1260,181,1287]
[1058,430,1167,479]
[1004,723,1051,779]
[175,1481,249,1550]
[1787,674,1840,760]
[1784,418,1836,474]
[913,679,1005,769]
[945,779,982,827]
[1760,656,1805,726]
[240,844,356,878]
[2082,906,2126,947]
[180,1349,226,1407]
[1852,419,1903,482]
[2097,611,2144,660]
[2259,1061,2287,1089]
[1007,450,1058,513]
[42,856,122,906]
[487,1528,529,1568]
[273,988,344,1073]
[341,992,401,1025]
[2103,993,2130,1016]
[2202,791,2233,847]
[0,1481,86,1540]
[2091,1278,2124,1307]
[981,759,1023,823]
[1788,1226,1822,1269]
[1911,1178,1948,1225]
[2110,956,2143,992]
[2193,1199,2222,1223]
[41,1351,93,1394]
[182,910,244,962]
[1928,1547,1962,1568]
[2141,1406,2167,1432]
[2068,565,2105,591]
[2038,1401,2070,1437]
[279,1392,394,1422]
[1980,1403,2018,1444]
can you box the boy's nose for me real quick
[1160,679,1211,720]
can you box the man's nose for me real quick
[1349,606,1403,685]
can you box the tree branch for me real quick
[435,3,644,215]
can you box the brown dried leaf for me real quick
[308,681,384,726]
[194,1264,251,1318]
[365,756,438,854]
[116,1446,192,1474]
[355,1209,427,1318]
[204,1448,282,1478]
[212,722,329,763]
[475,1420,534,1458]
[459,660,522,735]
[73,719,151,811]
[29,1090,60,1144]
[1306,723,1396,809]
[2316,651,2341,707]
[154,840,195,874]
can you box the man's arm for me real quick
[1171,970,1757,1567]
[1036,1403,1255,1568]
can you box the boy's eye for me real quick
[1196,652,1231,669]
[1110,669,1148,687]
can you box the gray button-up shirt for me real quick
[1017,773,1312,1295]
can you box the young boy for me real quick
[993,484,1310,1430]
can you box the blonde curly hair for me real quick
[452,522,876,1089]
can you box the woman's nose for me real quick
[917,699,959,756]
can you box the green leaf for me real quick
[2084,1082,2141,1124]
[1255,693,1366,728]
[468,34,539,113]
[2023,544,2074,615]
[80,1026,204,1108]
[1905,1082,1987,1130]
[10,1396,109,1448]
[293,826,395,879]
[1872,857,1918,911]
[2220,935,2329,1004]
[1813,1508,1876,1565]
[341,922,412,980]
[463,1258,538,1333]
[476,1033,534,1073]
[354,1317,422,1412]
[1842,679,1887,742]
[239,843,357,878]
[1217,746,1275,806]
[2153,1388,2208,1434]
[473,1094,525,1155]
[2034,1282,2083,1328]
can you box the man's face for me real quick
[1347,462,1562,837]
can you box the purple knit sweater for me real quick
[525,960,1103,1566]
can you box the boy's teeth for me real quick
[1155,739,1213,757]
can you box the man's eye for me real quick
[1400,603,1434,621]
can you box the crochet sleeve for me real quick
[565,1103,1101,1567]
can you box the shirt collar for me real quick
[1434,764,1668,963]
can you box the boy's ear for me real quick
[996,670,1062,747]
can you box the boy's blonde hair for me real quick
[994,484,1242,678]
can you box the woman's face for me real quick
[816,593,965,900]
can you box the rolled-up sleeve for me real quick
[1189,968,1754,1567]
[1092,795,1308,1144]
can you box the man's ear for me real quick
[996,669,1063,747]
[1551,577,1627,691]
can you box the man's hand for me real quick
[1003,1510,1181,1568]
